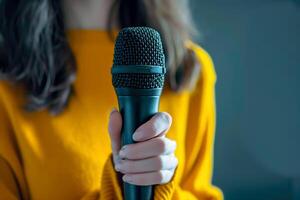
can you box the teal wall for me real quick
[190,1,300,199]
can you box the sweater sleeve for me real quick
[151,42,223,200]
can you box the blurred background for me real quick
[190,0,300,199]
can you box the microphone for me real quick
[111,27,166,200]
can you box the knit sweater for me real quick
[0,30,223,200]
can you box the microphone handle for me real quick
[118,95,160,200]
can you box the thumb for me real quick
[108,108,122,163]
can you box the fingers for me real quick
[116,154,178,174]
[122,169,175,186]
[119,137,177,160]
[132,112,172,142]
[118,139,178,186]
[108,108,122,164]
[109,111,177,186]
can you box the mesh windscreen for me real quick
[113,27,165,66]
[112,27,165,89]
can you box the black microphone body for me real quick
[111,27,166,200]
[118,94,159,200]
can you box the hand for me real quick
[108,109,178,186]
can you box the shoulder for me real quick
[185,40,217,85]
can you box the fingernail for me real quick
[133,131,142,141]
[110,108,118,115]
[123,175,132,183]
[115,164,121,172]
[115,155,122,163]
[119,146,127,158]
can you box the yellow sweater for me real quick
[0,30,223,200]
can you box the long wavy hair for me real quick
[0,0,199,115]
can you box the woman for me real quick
[0,0,222,199]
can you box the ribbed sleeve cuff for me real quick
[100,155,123,200]
[153,167,178,200]
[100,155,180,200]
[154,179,176,200]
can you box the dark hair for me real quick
[0,0,199,115]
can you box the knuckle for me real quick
[168,140,177,153]
[157,171,165,183]
[156,156,164,169]
[171,140,177,149]
[173,156,179,166]
[157,138,177,154]
[156,138,167,153]
[170,156,178,169]
[161,170,173,184]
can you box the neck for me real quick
[62,0,116,30]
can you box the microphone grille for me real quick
[113,27,165,66]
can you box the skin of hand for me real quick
[108,108,178,186]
